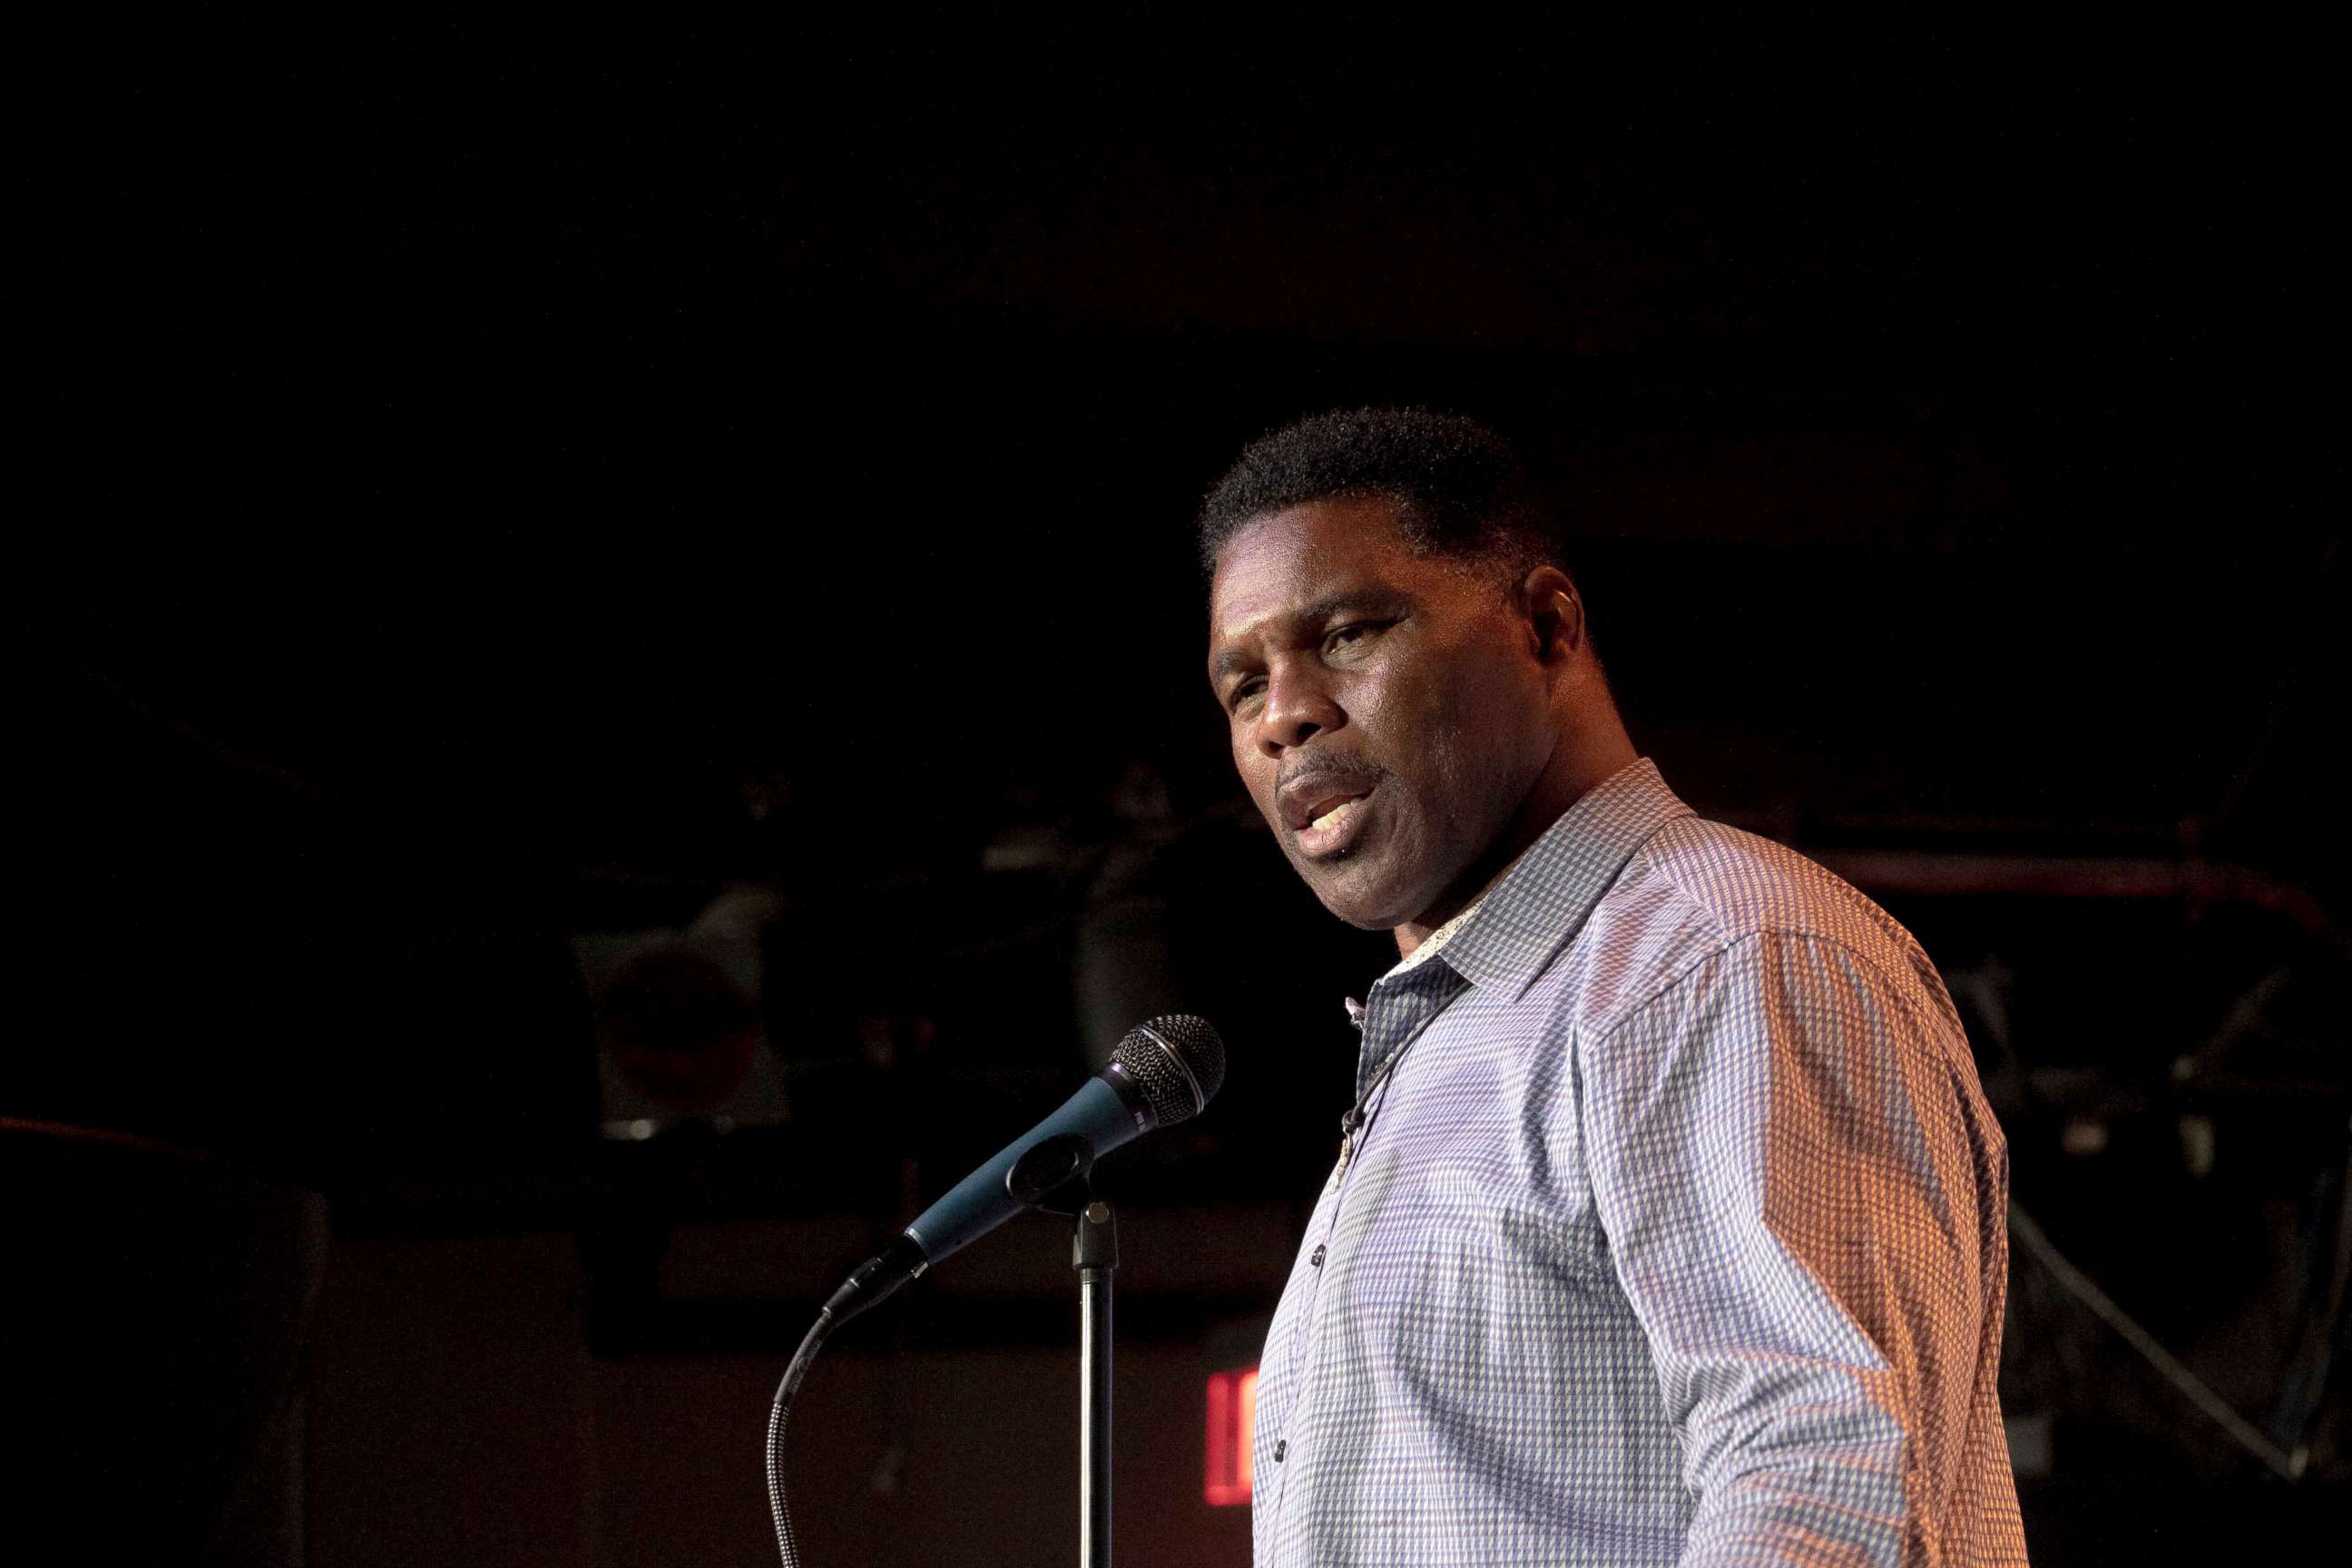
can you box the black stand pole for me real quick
[1074,1197,1117,1568]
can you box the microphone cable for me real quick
[764,1307,838,1568]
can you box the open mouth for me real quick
[1292,786,1374,858]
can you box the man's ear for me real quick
[1519,565,1583,664]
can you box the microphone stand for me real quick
[1008,1135,1119,1568]
[1074,1197,1117,1568]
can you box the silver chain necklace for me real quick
[1334,1011,1432,1179]
[1333,904,1486,1178]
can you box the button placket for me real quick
[1264,966,1468,1542]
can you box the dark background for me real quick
[9,18,2344,1566]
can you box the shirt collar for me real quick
[1381,889,1489,979]
[1416,757,1693,1001]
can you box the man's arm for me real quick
[1576,929,2002,1568]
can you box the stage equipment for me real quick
[577,887,790,1138]
[763,1014,1226,1568]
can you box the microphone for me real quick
[820,1014,1226,1326]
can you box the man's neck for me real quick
[1391,736,1640,959]
[1388,891,1491,969]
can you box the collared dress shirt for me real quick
[1251,759,2027,1566]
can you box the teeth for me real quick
[1310,800,1357,833]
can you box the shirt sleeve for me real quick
[1574,929,1999,1568]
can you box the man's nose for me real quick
[1253,662,1344,756]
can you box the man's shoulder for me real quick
[1634,815,1916,952]
[1558,813,1937,1026]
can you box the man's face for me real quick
[1206,495,1557,931]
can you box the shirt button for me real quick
[1273,1439,1288,1463]
[1309,1244,1327,1268]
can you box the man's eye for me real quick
[1229,680,1265,713]
[1325,622,1382,655]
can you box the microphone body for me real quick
[822,1015,1223,1325]
[906,1074,1144,1263]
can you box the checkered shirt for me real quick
[1251,759,2028,1566]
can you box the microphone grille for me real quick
[1111,1014,1227,1127]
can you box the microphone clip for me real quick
[1004,1132,1098,1215]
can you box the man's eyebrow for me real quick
[1210,645,1254,683]
[1210,587,1414,683]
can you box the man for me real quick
[1201,408,2027,1566]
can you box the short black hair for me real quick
[1197,407,1550,580]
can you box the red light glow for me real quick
[1204,1366,1259,1506]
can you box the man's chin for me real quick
[1301,860,1420,932]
